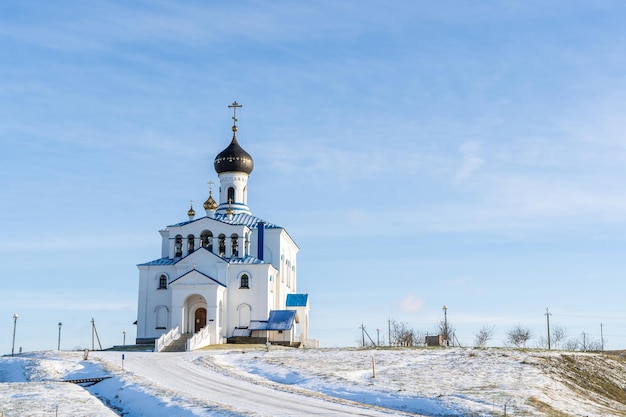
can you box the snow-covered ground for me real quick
[1,346,626,416]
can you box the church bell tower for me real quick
[213,101,254,215]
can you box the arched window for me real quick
[201,230,213,251]
[158,274,167,289]
[237,304,251,328]
[218,234,226,256]
[227,187,235,204]
[155,305,169,329]
[240,273,249,289]
[174,235,183,257]
[187,234,195,254]
[231,234,239,257]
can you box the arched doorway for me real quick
[195,308,207,333]
[184,294,208,334]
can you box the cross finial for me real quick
[208,180,214,194]
[228,101,242,128]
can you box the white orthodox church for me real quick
[135,102,314,350]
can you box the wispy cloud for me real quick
[397,295,425,314]
[453,141,484,183]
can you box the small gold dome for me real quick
[204,195,218,211]
[187,203,195,217]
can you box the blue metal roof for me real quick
[168,213,280,229]
[247,310,297,331]
[267,310,297,330]
[286,293,308,307]
[139,253,269,267]
[227,255,269,265]
[137,257,176,266]
[248,320,268,331]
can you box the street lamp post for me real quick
[11,313,18,356]
[123,330,126,346]
[58,322,62,351]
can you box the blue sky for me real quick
[2,1,626,352]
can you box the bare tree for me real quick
[535,335,549,350]
[506,324,532,348]
[390,320,417,346]
[437,320,455,346]
[563,338,580,351]
[474,325,495,348]
[578,332,603,352]
[551,325,568,350]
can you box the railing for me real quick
[155,326,180,352]
[187,325,211,351]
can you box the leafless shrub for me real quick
[506,324,532,348]
[474,325,495,348]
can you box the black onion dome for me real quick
[214,130,254,175]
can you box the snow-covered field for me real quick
[1,346,626,416]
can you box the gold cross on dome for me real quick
[228,101,242,126]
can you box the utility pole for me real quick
[91,318,103,351]
[545,308,552,350]
[58,322,62,351]
[388,318,392,346]
[376,328,380,347]
[11,313,18,357]
[601,323,604,351]
[360,324,365,347]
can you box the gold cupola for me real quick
[204,181,218,217]
[187,201,196,220]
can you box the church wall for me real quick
[136,265,176,343]
[261,228,299,310]
[225,263,274,336]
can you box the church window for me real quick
[155,305,168,329]
[174,235,183,257]
[201,230,213,251]
[240,274,249,289]
[237,304,251,328]
[158,274,167,289]
[227,187,235,204]
[231,234,239,257]
[218,234,226,256]
[187,234,195,254]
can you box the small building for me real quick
[425,335,445,347]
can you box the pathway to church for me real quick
[92,351,419,416]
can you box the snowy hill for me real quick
[1,347,626,416]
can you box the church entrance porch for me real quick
[183,294,208,334]
[195,308,207,333]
